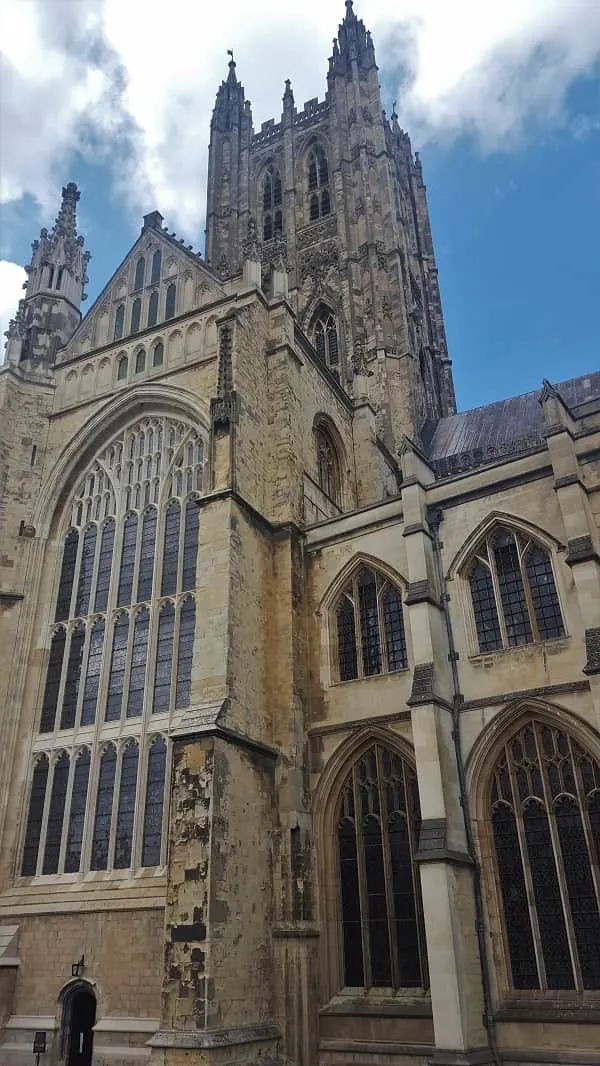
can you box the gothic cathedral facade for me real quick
[1,5,600,1065]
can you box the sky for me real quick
[1,0,599,410]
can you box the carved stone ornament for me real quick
[298,240,339,285]
[217,253,230,280]
[242,216,260,260]
[361,105,374,126]
[351,338,373,376]
[297,215,337,249]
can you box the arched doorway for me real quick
[61,984,96,1066]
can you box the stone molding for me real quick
[148,1022,279,1049]
[414,818,473,867]
[583,628,600,675]
[405,579,441,608]
[565,535,600,566]
[431,1050,497,1066]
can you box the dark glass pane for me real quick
[326,318,338,366]
[90,746,117,870]
[147,291,158,328]
[161,502,180,596]
[315,321,326,362]
[114,743,139,869]
[492,803,539,988]
[308,158,317,190]
[556,796,600,988]
[338,816,364,986]
[152,341,164,367]
[310,194,319,221]
[263,214,273,242]
[263,173,272,211]
[55,530,78,621]
[117,356,128,380]
[127,608,149,718]
[21,757,49,875]
[358,570,381,676]
[153,604,175,712]
[165,283,176,320]
[40,629,66,733]
[383,587,407,671]
[142,737,167,866]
[75,526,96,616]
[589,792,600,868]
[131,297,141,334]
[321,188,331,216]
[526,548,565,640]
[134,256,145,290]
[182,500,199,592]
[136,508,157,602]
[105,614,129,721]
[114,304,124,341]
[524,801,574,988]
[64,750,90,873]
[469,561,502,652]
[389,811,421,987]
[175,599,195,709]
[81,620,105,726]
[273,171,282,206]
[363,813,392,986]
[494,534,533,647]
[94,519,115,611]
[42,754,69,873]
[135,348,146,373]
[274,209,283,235]
[59,623,85,729]
[337,597,357,681]
[117,513,137,607]
[151,249,161,285]
[319,151,329,185]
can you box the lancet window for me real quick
[337,743,427,989]
[316,426,340,504]
[21,415,206,878]
[490,718,600,990]
[314,312,339,378]
[334,567,408,682]
[262,165,283,242]
[308,145,331,221]
[466,528,564,653]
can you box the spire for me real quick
[329,0,376,75]
[226,49,238,85]
[211,48,249,131]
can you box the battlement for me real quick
[251,95,330,148]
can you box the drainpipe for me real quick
[427,507,502,1066]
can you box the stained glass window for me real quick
[152,340,164,367]
[136,507,157,602]
[117,355,128,380]
[153,603,175,712]
[90,745,117,870]
[490,719,600,991]
[117,514,137,607]
[133,256,145,291]
[105,614,129,721]
[182,499,199,592]
[316,427,340,503]
[59,623,85,730]
[467,528,564,653]
[21,756,49,875]
[161,502,180,596]
[165,283,176,320]
[42,753,70,874]
[262,165,283,242]
[64,749,90,873]
[151,249,161,285]
[135,348,146,373]
[313,313,339,377]
[40,628,67,733]
[142,736,167,867]
[114,742,139,869]
[175,598,195,709]
[127,608,149,718]
[148,292,159,328]
[55,530,78,621]
[131,298,141,335]
[333,567,407,682]
[94,520,114,612]
[114,304,124,341]
[81,620,104,726]
[307,147,330,219]
[337,744,426,989]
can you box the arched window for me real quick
[466,528,564,653]
[133,256,145,291]
[262,164,283,241]
[150,249,162,285]
[22,416,205,878]
[165,283,176,320]
[135,348,146,374]
[316,426,340,503]
[490,718,600,990]
[333,567,408,682]
[117,355,128,381]
[130,298,141,334]
[142,736,167,866]
[314,312,340,378]
[152,340,164,367]
[147,291,159,328]
[337,742,426,989]
[307,146,330,220]
[114,304,125,342]
[56,266,64,290]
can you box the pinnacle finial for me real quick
[55,182,81,242]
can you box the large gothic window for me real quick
[316,426,340,505]
[466,528,564,653]
[308,145,330,221]
[21,415,206,878]
[314,312,339,379]
[262,164,283,242]
[337,743,427,989]
[490,718,600,991]
[333,567,408,682]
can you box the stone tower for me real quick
[4,182,89,370]
[205,0,456,449]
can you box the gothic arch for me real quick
[447,510,565,581]
[319,551,408,614]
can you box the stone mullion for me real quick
[376,582,389,674]
[351,578,364,679]
[53,622,74,736]
[376,744,400,988]
[352,764,371,987]
[517,537,541,644]
[105,741,123,871]
[73,620,94,733]
[505,748,547,989]
[406,769,428,987]
[57,750,77,873]
[120,608,136,727]
[487,539,510,650]
[35,754,55,876]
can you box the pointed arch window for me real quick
[333,567,408,682]
[24,416,206,878]
[490,718,600,990]
[152,340,164,367]
[151,249,162,285]
[466,528,564,653]
[130,298,141,334]
[165,283,176,320]
[147,291,159,328]
[316,426,341,504]
[117,355,128,381]
[314,312,339,378]
[337,743,427,989]
[135,347,146,374]
[114,304,125,341]
[142,736,167,866]
[133,256,145,291]
[262,164,283,241]
[307,146,330,220]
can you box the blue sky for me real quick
[1,0,599,411]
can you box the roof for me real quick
[426,370,600,477]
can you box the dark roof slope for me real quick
[426,370,600,477]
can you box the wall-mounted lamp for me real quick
[71,955,85,978]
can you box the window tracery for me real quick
[22,415,206,878]
[337,743,427,989]
[314,312,339,379]
[308,145,330,221]
[262,164,283,242]
[466,528,564,653]
[333,567,408,682]
[315,426,340,503]
[490,718,600,990]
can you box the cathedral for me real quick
[1,3,600,1064]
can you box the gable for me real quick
[57,226,225,363]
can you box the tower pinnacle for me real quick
[329,0,376,75]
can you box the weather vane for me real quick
[227,49,234,62]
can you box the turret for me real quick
[328,0,376,77]
[4,183,90,369]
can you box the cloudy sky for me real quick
[1,0,599,406]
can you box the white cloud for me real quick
[0,261,27,361]
[1,0,599,237]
